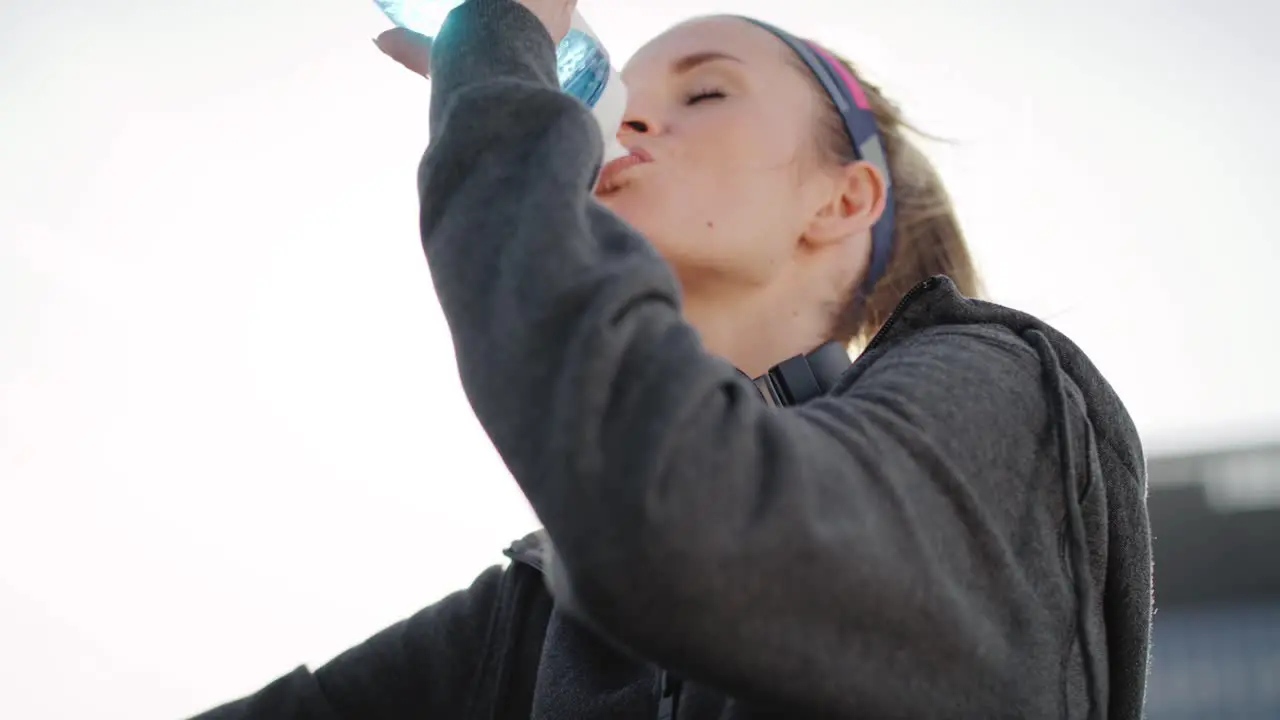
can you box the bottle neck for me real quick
[564,11,629,162]
[594,67,629,162]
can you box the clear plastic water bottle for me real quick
[374,0,629,160]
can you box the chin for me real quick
[596,185,699,265]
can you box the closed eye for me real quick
[686,89,727,105]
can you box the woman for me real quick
[195,0,1152,717]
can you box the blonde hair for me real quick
[800,53,983,347]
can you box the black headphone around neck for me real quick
[751,341,852,408]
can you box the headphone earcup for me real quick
[751,341,852,407]
[774,355,821,406]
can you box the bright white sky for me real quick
[1,0,1278,717]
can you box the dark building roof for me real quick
[1148,442,1280,607]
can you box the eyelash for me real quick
[686,88,727,105]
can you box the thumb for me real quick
[374,27,433,78]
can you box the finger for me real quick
[374,27,433,77]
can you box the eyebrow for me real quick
[671,51,744,75]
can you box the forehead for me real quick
[621,16,794,80]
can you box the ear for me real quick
[803,160,888,247]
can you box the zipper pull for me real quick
[656,671,682,720]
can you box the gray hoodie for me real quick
[192,0,1152,717]
[422,0,1152,716]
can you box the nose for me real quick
[614,112,653,156]
[617,92,659,141]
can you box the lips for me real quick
[594,147,653,195]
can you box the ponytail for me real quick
[803,55,983,346]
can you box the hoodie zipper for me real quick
[863,276,940,354]
[656,670,682,720]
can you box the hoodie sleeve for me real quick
[420,1,1092,717]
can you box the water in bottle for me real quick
[374,0,629,160]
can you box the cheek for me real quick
[673,110,797,208]
[611,167,799,287]
[604,110,810,283]
[682,107,798,175]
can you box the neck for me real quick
[681,282,834,378]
